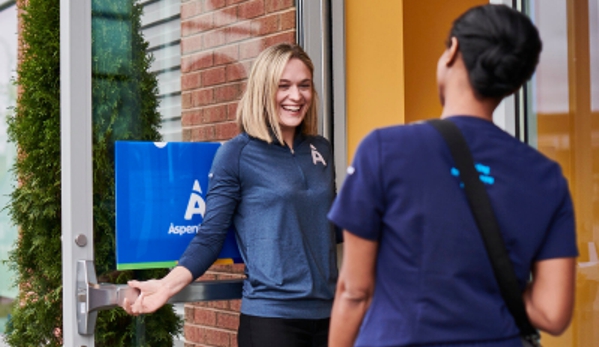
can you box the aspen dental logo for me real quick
[168,179,206,236]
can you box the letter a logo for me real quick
[184,180,206,220]
[310,144,327,166]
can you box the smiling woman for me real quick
[123,43,339,347]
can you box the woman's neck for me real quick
[440,87,499,122]
[281,128,296,150]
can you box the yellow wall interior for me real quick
[345,0,404,162]
[346,0,488,162]
[403,0,488,124]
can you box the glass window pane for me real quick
[91,0,183,344]
[91,0,297,345]
[527,1,599,346]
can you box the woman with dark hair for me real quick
[328,5,577,347]
[123,43,339,347]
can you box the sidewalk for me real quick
[0,334,7,347]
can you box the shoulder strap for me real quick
[428,118,539,340]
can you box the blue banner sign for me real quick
[115,141,242,270]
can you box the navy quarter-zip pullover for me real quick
[178,132,338,319]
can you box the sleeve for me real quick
[535,173,578,261]
[178,140,242,280]
[328,130,385,241]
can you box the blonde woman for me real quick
[124,43,338,347]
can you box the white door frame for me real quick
[60,0,94,345]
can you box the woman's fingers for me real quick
[131,293,144,315]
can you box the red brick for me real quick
[226,22,252,43]
[227,0,245,4]
[182,52,214,73]
[204,327,230,347]
[264,31,295,47]
[204,105,228,123]
[214,7,238,28]
[194,308,217,326]
[239,38,265,59]
[214,84,241,102]
[231,334,239,347]
[202,66,227,86]
[210,264,233,273]
[216,121,240,140]
[216,312,240,330]
[280,9,295,30]
[217,273,245,280]
[181,34,203,54]
[238,0,265,19]
[205,0,227,11]
[197,273,218,281]
[251,13,279,36]
[182,128,192,141]
[204,28,227,48]
[182,13,214,37]
[226,62,248,82]
[265,0,294,13]
[214,45,240,65]
[182,71,202,90]
[182,92,193,109]
[191,125,217,141]
[184,325,203,343]
[181,1,203,19]
[229,299,242,312]
[192,88,214,106]
[205,300,230,309]
[182,110,204,126]
[227,103,238,121]
[231,263,246,274]
[185,305,196,321]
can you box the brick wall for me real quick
[179,0,296,346]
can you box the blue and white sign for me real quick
[115,141,242,270]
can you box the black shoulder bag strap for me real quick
[428,119,540,345]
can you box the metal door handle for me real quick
[76,260,243,335]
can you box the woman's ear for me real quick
[445,37,460,66]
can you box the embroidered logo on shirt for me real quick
[310,144,327,166]
[450,163,495,187]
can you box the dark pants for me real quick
[238,313,330,347]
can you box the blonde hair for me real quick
[236,43,319,145]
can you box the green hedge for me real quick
[5,0,182,345]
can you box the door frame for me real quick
[60,0,94,345]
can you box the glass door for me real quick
[60,0,330,345]
[523,0,599,346]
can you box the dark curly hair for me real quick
[449,4,542,98]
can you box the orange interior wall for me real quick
[345,0,404,162]
[345,0,488,163]
[403,0,488,124]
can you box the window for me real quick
[140,0,181,141]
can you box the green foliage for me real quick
[5,0,182,345]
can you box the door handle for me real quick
[76,260,243,335]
